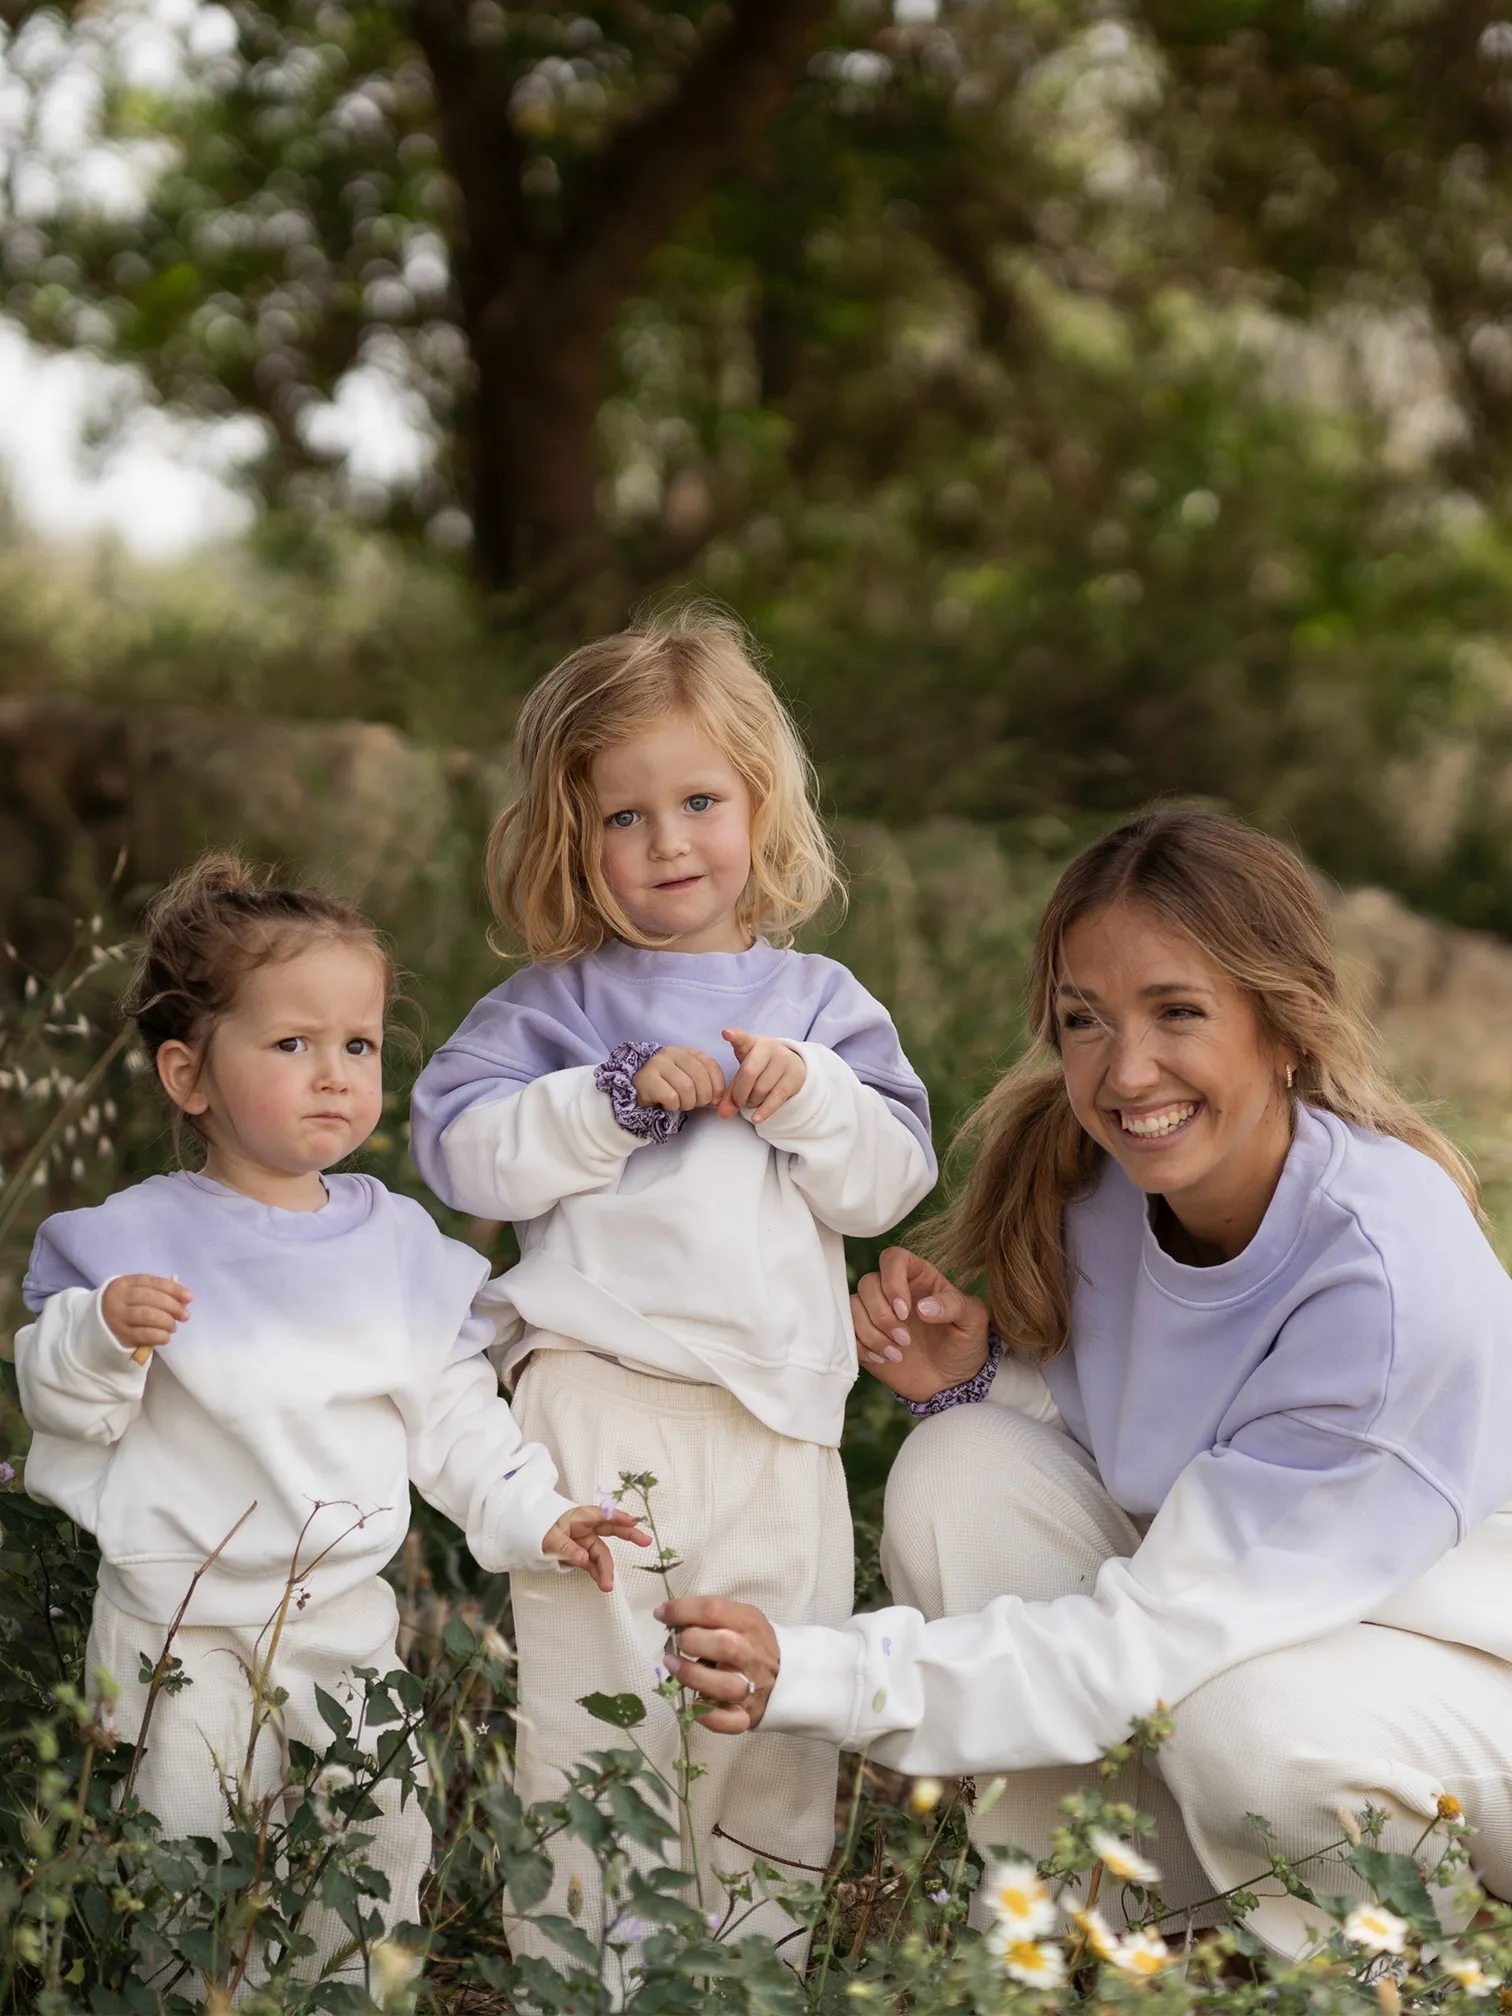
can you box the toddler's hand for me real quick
[632,1046,727,1115]
[101,1274,192,1363]
[719,1028,806,1122]
[542,1504,651,1592]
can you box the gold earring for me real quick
[1285,1064,1295,1090]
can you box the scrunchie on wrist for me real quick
[897,1323,1005,1419]
[593,1041,687,1144]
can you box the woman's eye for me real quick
[1162,1004,1204,1022]
[686,793,714,813]
[607,809,637,829]
[274,1037,306,1054]
[1060,1011,1097,1034]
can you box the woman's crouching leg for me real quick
[1163,1622,1512,1958]
[879,1404,1212,1927]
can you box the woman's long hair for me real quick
[927,804,1478,1360]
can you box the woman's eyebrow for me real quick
[1055,980,1217,1001]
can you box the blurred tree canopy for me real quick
[8,0,1512,927]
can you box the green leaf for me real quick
[312,1684,352,1738]
[579,1690,647,1728]
[1348,1846,1442,1937]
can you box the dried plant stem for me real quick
[124,1501,259,1804]
[0,1023,131,1247]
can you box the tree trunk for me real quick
[412,0,834,608]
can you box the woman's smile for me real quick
[1112,1099,1201,1143]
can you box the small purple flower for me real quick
[929,1886,951,1905]
[596,1489,617,1515]
[881,1636,892,1657]
[653,1661,670,1685]
[706,1910,723,1932]
[0,1460,14,1485]
[610,1914,649,1944]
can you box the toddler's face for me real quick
[188,940,387,1179]
[591,714,754,953]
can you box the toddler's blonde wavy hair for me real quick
[487,607,841,962]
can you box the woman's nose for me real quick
[1104,1029,1161,1094]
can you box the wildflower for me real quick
[309,1763,356,1834]
[1088,1828,1162,1884]
[1337,1806,1363,1844]
[1112,1927,1173,1977]
[1445,1956,1501,1997]
[479,1624,513,1665]
[982,1860,1057,1940]
[928,1886,951,1905]
[371,1939,422,2007]
[1066,1903,1121,1962]
[1439,1793,1464,1821]
[0,1460,13,1485]
[908,1776,944,1815]
[596,1488,617,1515]
[992,1935,1067,1988]
[1343,1902,1410,1954]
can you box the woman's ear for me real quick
[156,1039,209,1115]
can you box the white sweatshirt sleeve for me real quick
[13,1286,147,1447]
[432,1067,650,1222]
[750,1041,935,1236]
[403,1347,578,1573]
[763,1420,1460,1775]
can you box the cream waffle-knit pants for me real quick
[87,1576,429,1995]
[508,1348,853,1978]
[882,1401,1512,1958]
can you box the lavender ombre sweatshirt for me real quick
[764,1106,1512,1772]
[409,940,936,1444]
[15,1173,576,1625]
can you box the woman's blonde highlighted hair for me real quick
[928,803,1478,1361]
[487,606,841,961]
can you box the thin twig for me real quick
[124,1501,259,1803]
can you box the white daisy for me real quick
[908,1776,945,1815]
[982,1861,1058,1940]
[1065,1902,1121,1961]
[1343,1903,1410,1955]
[1112,1926,1173,1977]
[1444,1955,1501,1997]
[1088,1828,1162,1885]
[994,1936,1068,1988]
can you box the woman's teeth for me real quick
[1119,1103,1197,1138]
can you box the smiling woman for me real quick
[662,805,1512,1959]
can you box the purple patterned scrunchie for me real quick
[898,1323,1005,1419]
[594,1041,687,1144]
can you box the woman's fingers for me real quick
[850,1291,904,1366]
[585,1536,615,1592]
[876,1245,938,1321]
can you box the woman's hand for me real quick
[719,1028,806,1122]
[101,1274,191,1358]
[542,1505,651,1592]
[632,1046,727,1115]
[851,1246,991,1405]
[656,1595,779,1732]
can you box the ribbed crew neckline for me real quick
[594,937,788,990]
[1137,1104,1338,1308]
[170,1169,376,1242]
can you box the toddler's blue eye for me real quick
[686,794,714,813]
[608,810,637,829]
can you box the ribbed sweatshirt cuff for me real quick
[764,1622,865,1746]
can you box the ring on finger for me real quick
[741,1674,756,1697]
